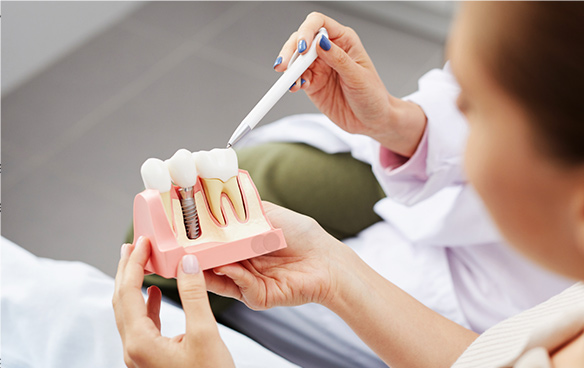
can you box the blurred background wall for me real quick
[2,2,144,95]
[1,1,456,277]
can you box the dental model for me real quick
[133,147,286,278]
[166,149,200,239]
[140,158,173,226]
[195,148,246,225]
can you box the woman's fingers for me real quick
[113,242,134,339]
[177,255,221,341]
[289,77,303,93]
[315,33,364,85]
[213,262,265,309]
[276,12,348,73]
[205,270,244,300]
[146,286,162,332]
[274,31,299,72]
[296,12,347,54]
[300,69,313,89]
[113,237,168,367]
[114,237,158,337]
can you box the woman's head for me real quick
[449,2,584,279]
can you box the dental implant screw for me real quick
[178,187,200,239]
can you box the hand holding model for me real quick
[113,237,235,368]
[278,12,427,157]
[206,202,344,309]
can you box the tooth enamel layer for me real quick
[196,148,238,182]
[166,149,198,188]
[141,158,172,193]
[195,148,245,225]
[201,176,246,225]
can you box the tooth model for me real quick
[195,148,246,225]
[140,158,173,226]
[166,149,200,239]
[132,147,287,278]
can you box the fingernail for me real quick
[120,244,129,258]
[301,78,306,86]
[319,35,331,51]
[213,269,225,276]
[298,39,307,53]
[135,236,147,251]
[289,82,296,90]
[273,56,282,69]
[147,286,152,296]
[182,255,200,274]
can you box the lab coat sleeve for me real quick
[371,62,468,206]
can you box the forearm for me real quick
[323,243,478,368]
[371,95,427,158]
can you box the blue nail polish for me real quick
[273,56,282,68]
[289,82,296,90]
[298,39,307,53]
[319,36,331,51]
[301,79,306,86]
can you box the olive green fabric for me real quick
[238,142,384,240]
[139,142,385,311]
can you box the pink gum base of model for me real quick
[132,170,286,278]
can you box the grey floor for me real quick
[2,2,445,277]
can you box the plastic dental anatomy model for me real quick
[134,147,286,278]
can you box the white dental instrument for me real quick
[227,27,329,148]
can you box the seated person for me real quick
[115,4,584,367]
[142,29,573,368]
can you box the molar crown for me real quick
[141,158,172,193]
[165,149,200,239]
[166,149,198,188]
[196,148,238,182]
[194,148,246,225]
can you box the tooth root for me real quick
[224,176,246,221]
[202,179,226,225]
[201,176,247,225]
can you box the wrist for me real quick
[319,240,370,312]
[371,95,427,158]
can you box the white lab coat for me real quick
[226,64,573,365]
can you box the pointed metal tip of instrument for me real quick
[226,143,232,149]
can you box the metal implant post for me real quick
[178,187,200,239]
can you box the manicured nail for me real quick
[120,244,129,258]
[298,39,307,53]
[136,236,146,249]
[273,56,282,69]
[182,255,200,274]
[289,82,296,90]
[301,78,306,86]
[214,269,225,276]
[319,35,331,51]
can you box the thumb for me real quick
[177,255,217,337]
[316,34,361,79]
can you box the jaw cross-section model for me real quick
[133,147,286,278]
